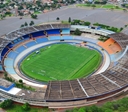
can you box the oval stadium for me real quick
[0,7,128,109]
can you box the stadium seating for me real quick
[0,64,3,71]
[52,24,70,29]
[34,24,52,31]
[5,43,13,49]
[22,34,30,40]
[4,58,14,67]
[73,36,97,43]
[49,36,61,40]
[61,35,73,40]
[46,29,60,35]
[61,28,70,35]
[31,31,45,37]
[45,80,87,101]
[36,38,48,43]
[1,48,9,57]
[5,67,17,74]
[2,23,128,107]
[108,33,128,49]
[15,46,26,53]
[25,41,36,48]
[7,51,19,59]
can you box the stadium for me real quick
[0,21,128,109]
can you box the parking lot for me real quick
[0,6,128,36]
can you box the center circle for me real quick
[20,43,102,82]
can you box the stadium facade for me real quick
[0,23,128,108]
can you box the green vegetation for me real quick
[77,4,124,10]
[77,4,102,8]
[4,96,128,112]
[122,4,128,9]
[74,28,82,35]
[93,22,123,32]
[34,11,41,15]
[31,14,38,19]
[5,103,48,112]
[0,99,12,109]
[70,19,122,33]
[68,17,71,23]
[4,72,35,91]
[66,97,128,112]
[102,4,115,9]
[98,36,108,42]
[20,21,35,28]
[61,20,70,24]
[21,44,101,82]
[22,103,30,111]
[71,19,91,26]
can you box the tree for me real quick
[115,5,119,9]
[92,4,96,9]
[20,24,24,28]
[24,22,28,27]
[104,109,113,112]
[78,107,85,112]
[29,21,34,26]
[19,12,24,17]
[68,17,71,23]
[120,27,123,31]
[22,102,30,111]
[56,17,60,21]
[84,21,91,26]
[74,28,81,36]
[31,14,37,19]
[19,79,23,84]
[4,72,8,78]
[0,99,13,109]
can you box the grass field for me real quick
[20,43,102,82]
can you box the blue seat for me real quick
[5,67,17,74]
[4,59,14,67]
[15,46,26,53]
[49,36,61,40]
[1,48,9,57]
[13,39,25,46]
[0,64,3,71]
[25,41,36,48]
[61,36,73,40]
[7,51,19,59]
[32,31,45,37]
[46,29,60,35]
[61,28,70,34]
[36,38,48,43]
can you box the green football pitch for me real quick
[20,43,102,82]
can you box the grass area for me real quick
[6,104,48,112]
[34,11,41,14]
[102,4,115,8]
[61,20,70,24]
[77,4,102,8]
[21,44,101,82]
[77,4,124,10]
